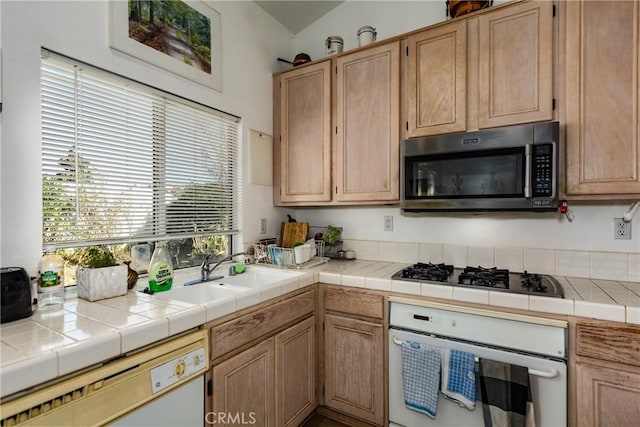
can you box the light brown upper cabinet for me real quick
[274,42,400,206]
[478,0,553,128]
[405,20,467,138]
[335,41,401,202]
[404,0,553,138]
[277,60,332,204]
[563,0,640,198]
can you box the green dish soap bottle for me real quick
[148,242,173,292]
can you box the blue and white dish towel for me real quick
[441,348,477,410]
[401,340,442,418]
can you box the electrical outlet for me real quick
[614,218,631,240]
[259,218,267,234]
[384,215,393,231]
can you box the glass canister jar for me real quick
[325,36,344,55]
[357,26,377,47]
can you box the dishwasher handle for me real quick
[391,335,560,379]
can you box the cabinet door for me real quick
[335,41,400,202]
[405,20,467,137]
[279,61,332,203]
[478,0,553,128]
[275,316,316,427]
[323,314,384,425]
[564,0,640,197]
[212,338,275,427]
[576,362,640,427]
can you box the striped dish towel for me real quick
[441,348,477,410]
[401,340,441,418]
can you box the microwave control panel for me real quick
[532,144,554,197]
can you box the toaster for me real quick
[1,267,35,323]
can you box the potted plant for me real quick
[322,225,344,258]
[76,246,129,301]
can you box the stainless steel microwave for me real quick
[401,121,560,212]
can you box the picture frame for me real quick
[109,0,222,91]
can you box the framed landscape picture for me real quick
[110,0,222,91]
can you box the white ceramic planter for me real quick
[77,264,127,301]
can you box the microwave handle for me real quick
[524,144,532,198]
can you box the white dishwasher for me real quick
[389,298,568,427]
[0,329,208,426]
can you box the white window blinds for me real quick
[41,52,240,248]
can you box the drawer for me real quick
[576,321,640,367]
[210,289,315,360]
[324,286,384,320]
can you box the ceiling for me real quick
[255,1,344,34]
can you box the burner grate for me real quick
[458,266,510,289]
[401,262,454,282]
[521,271,548,293]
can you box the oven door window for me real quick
[405,147,525,199]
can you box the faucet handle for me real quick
[201,254,211,267]
[200,254,212,280]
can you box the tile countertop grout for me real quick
[1,260,639,399]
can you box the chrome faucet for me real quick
[201,252,247,281]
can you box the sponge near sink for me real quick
[234,263,246,274]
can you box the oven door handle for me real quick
[391,335,560,378]
[524,144,532,198]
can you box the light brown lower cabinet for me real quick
[575,362,640,427]
[276,316,317,427]
[211,316,316,427]
[212,337,276,427]
[572,319,640,427]
[323,313,384,426]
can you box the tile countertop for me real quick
[1,260,639,398]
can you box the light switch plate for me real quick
[384,215,393,231]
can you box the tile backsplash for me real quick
[341,239,639,283]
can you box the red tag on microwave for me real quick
[560,200,569,214]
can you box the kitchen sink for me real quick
[151,267,306,305]
[153,282,251,305]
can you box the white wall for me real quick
[293,0,509,61]
[2,0,637,277]
[293,204,640,253]
[292,0,640,256]
[0,0,294,273]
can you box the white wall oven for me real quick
[401,121,560,212]
[389,299,567,426]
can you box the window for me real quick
[41,50,241,282]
